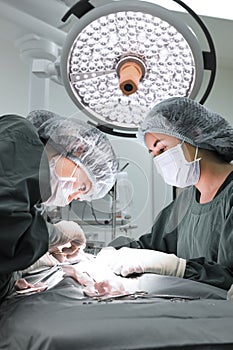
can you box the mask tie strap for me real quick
[194,146,199,161]
[70,164,78,178]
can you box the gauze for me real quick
[154,143,201,188]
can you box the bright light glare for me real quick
[68,11,197,129]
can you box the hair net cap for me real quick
[137,97,233,162]
[27,110,118,200]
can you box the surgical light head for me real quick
[60,0,213,133]
[27,110,118,200]
[137,97,233,162]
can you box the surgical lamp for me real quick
[60,0,216,136]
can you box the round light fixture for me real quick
[60,0,215,135]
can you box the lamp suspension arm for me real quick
[61,0,95,22]
[88,122,136,138]
[171,0,216,104]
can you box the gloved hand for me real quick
[96,247,186,278]
[62,260,126,297]
[47,220,86,261]
[23,252,59,273]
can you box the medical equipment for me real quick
[16,266,64,295]
[92,291,200,303]
[17,258,83,295]
[60,0,216,136]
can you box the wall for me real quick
[205,66,233,122]
[0,38,30,116]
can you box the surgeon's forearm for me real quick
[184,258,233,290]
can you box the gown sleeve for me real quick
[184,203,233,290]
[0,115,50,274]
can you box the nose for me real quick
[149,150,157,158]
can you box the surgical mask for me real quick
[43,156,77,207]
[154,143,201,188]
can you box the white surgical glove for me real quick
[22,252,59,273]
[96,247,186,278]
[47,220,86,261]
[47,220,85,247]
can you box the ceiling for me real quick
[0,0,232,70]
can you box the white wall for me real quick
[0,38,30,116]
[204,66,233,123]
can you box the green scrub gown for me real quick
[0,114,50,302]
[118,173,233,290]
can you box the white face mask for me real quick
[43,157,77,207]
[154,143,201,188]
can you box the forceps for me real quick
[93,290,148,302]
[93,291,200,302]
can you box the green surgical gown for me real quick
[120,173,233,290]
[0,114,50,302]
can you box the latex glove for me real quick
[23,252,60,273]
[63,260,126,297]
[48,220,86,261]
[96,247,186,278]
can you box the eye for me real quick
[158,146,166,154]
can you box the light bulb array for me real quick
[61,1,205,132]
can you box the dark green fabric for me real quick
[116,176,233,290]
[0,114,50,302]
[0,277,230,350]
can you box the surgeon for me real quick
[0,110,118,302]
[98,97,233,291]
